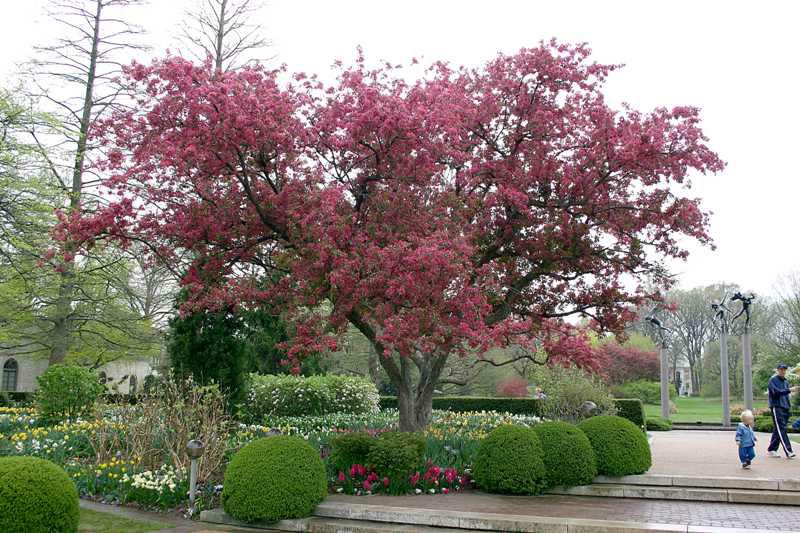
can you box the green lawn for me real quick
[644,396,768,423]
[79,508,169,533]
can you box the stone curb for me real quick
[200,504,800,533]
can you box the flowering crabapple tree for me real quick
[68,41,724,431]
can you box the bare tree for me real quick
[774,272,800,358]
[23,0,149,364]
[667,285,728,395]
[180,0,271,72]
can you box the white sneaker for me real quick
[768,451,782,458]
[788,452,796,459]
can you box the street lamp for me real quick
[186,439,205,510]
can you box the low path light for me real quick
[186,439,205,510]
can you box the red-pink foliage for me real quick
[496,376,530,398]
[599,341,660,385]
[64,42,723,379]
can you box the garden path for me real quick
[649,430,800,478]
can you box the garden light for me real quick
[186,439,205,509]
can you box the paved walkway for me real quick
[650,430,800,478]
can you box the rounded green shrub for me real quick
[534,421,597,488]
[222,437,327,523]
[473,425,547,495]
[35,364,104,423]
[578,415,651,476]
[0,456,79,533]
[366,431,425,481]
[330,432,375,473]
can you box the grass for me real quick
[644,396,769,423]
[79,508,169,533]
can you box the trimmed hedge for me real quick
[366,432,426,483]
[613,398,646,430]
[329,432,375,474]
[222,437,327,523]
[612,379,676,405]
[646,417,673,431]
[379,395,542,416]
[534,421,597,488]
[473,425,547,495]
[241,374,380,421]
[578,415,652,476]
[0,456,80,533]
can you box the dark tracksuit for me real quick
[767,374,794,456]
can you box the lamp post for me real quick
[186,439,205,510]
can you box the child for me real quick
[735,410,757,469]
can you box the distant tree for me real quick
[180,0,271,72]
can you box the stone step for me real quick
[548,483,800,505]
[592,473,800,492]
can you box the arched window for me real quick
[129,375,138,395]
[2,359,18,392]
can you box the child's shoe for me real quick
[742,462,751,469]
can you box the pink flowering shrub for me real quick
[496,376,530,398]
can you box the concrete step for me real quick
[592,473,800,492]
[548,483,800,505]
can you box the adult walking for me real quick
[767,363,799,458]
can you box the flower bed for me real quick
[0,401,546,510]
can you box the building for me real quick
[0,354,156,395]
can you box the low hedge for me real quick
[0,456,80,533]
[379,396,542,415]
[613,399,646,430]
[534,421,597,488]
[612,379,676,404]
[473,425,547,495]
[578,415,652,476]
[222,437,327,523]
[646,417,673,431]
[241,374,380,421]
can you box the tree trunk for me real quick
[48,0,102,365]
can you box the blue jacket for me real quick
[768,374,792,410]
[735,422,757,447]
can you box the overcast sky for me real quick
[2,0,799,297]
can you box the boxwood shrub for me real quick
[379,395,542,415]
[578,415,651,476]
[473,425,547,495]
[222,437,327,523]
[330,432,375,473]
[241,374,379,421]
[613,398,646,430]
[534,421,597,488]
[366,432,426,484]
[0,456,79,533]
